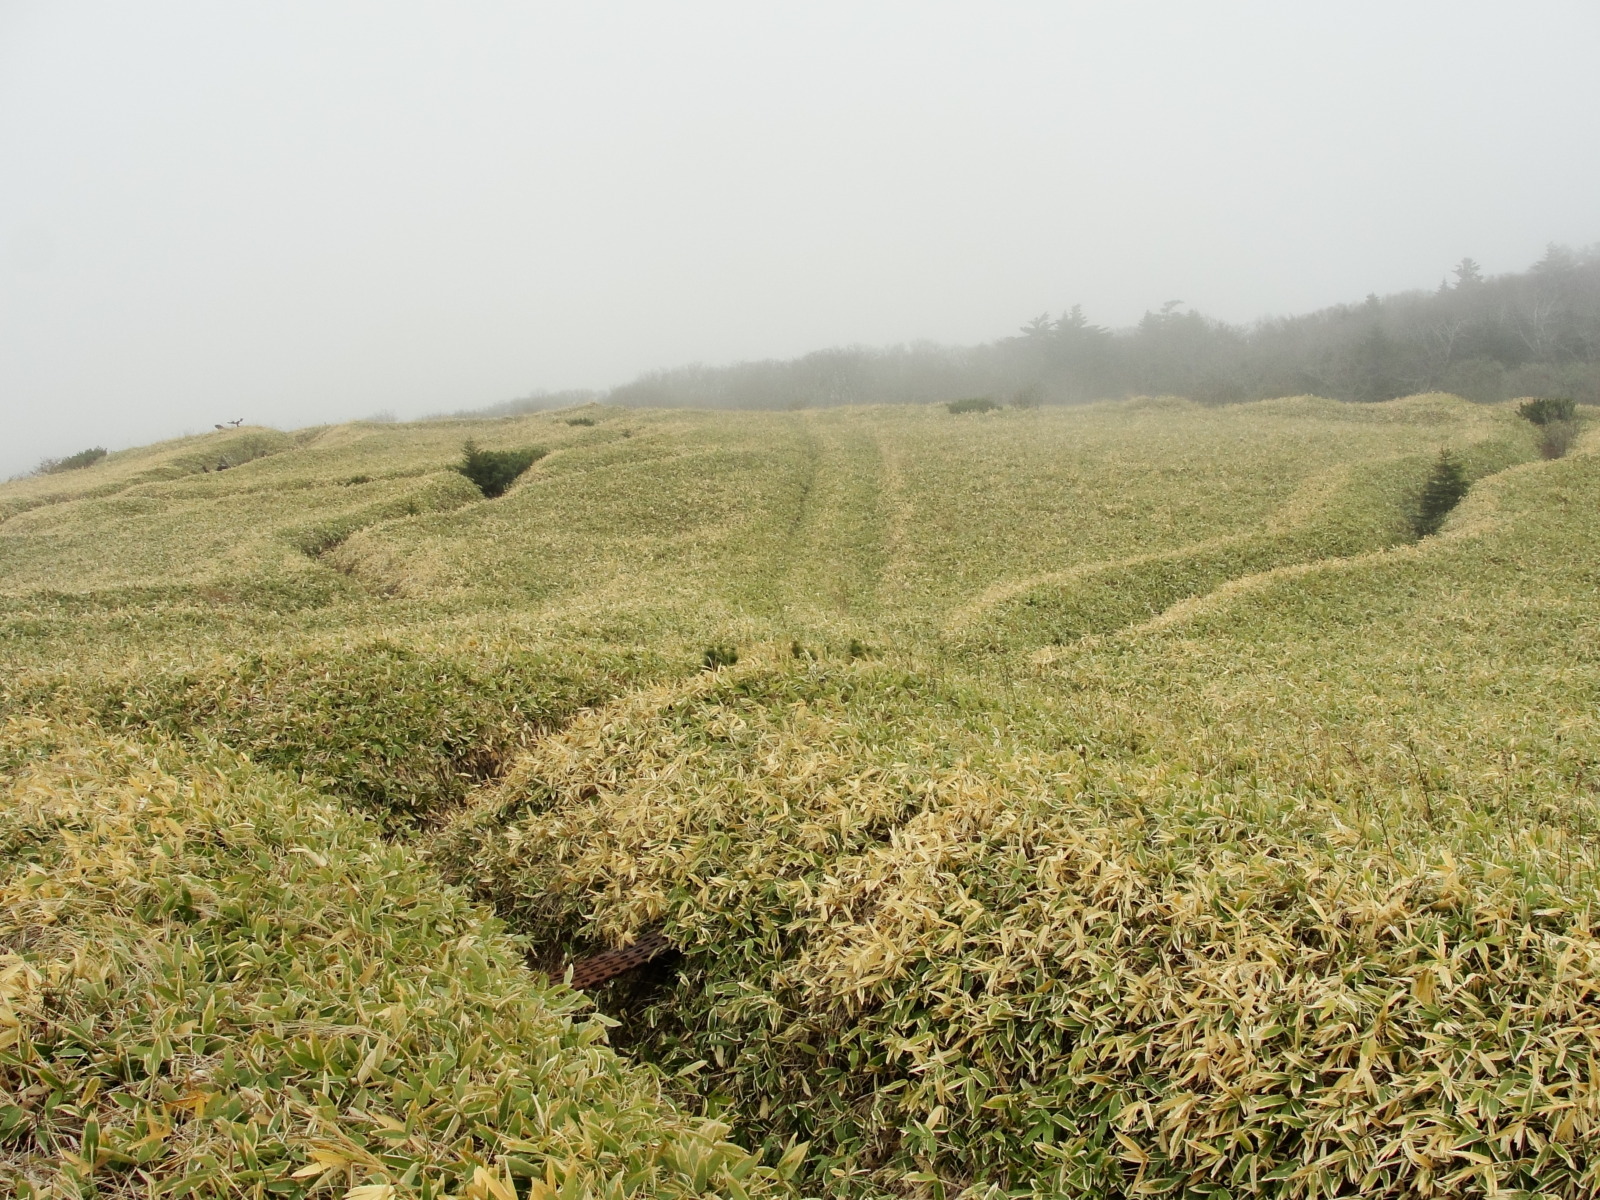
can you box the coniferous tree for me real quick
[1413,451,1471,537]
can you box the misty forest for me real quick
[550,245,1600,415]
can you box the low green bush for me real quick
[35,447,107,474]
[455,440,546,498]
[702,644,739,670]
[1538,420,1580,459]
[1518,396,1577,426]
[946,397,999,414]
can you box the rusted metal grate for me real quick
[565,927,673,990]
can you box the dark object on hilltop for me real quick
[1412,451,1471,538]
[455,440,546,498]
[1518,397,1576,426]
[702,644,738,670]
[37,447,107,474]
[565,416,597,426]
[947,397,999,414]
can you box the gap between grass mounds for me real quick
[11,637,687,833]
[425,648,934,994]
[954,436,1532,658]
[0,429,299,526]
[285,472,483,566]
[425,663,769,977]
[0,715,804,1199]
[427,650,1600,1200]
[1039,429,1590,658]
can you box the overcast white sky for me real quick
[3,1,1599,477]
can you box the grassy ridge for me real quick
[426,406,1600,1195]
[432,644,1600,1196]
[964,434,1526,653]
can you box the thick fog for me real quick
[3,1,1599,478]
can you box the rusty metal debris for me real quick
[565,927,673,990]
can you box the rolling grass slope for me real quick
[0,718,796,1198]
[3,394,1597,1197]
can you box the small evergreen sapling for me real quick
[1412,450,1470,538]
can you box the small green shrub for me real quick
[565,416,597,427]
[1518,396,1577,426]
[455,440,546,498]
[1537,420,1580,459]
[1010,384,1043,409]
[1514,397,1584,458]
[36,446,107,474]
[702,644,738,670]
[1516,398,1580,460]
[1412,450,1471,537]
[947,397,999,414]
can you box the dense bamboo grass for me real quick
[0,719,797,1197]
[2,394,1595,1196]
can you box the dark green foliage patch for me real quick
[1518,396,1577,425]
[1413,450,1471,537]
[36,447,107,474]
[455,440,547,498]
[947,397,999,414]
[702,644,739,670]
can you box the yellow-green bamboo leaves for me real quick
[0,720,792,1199]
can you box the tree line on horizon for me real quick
[583,243,1600,412]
